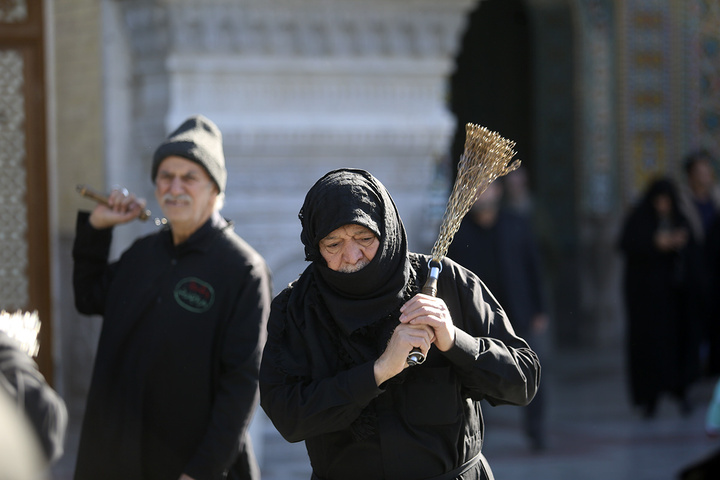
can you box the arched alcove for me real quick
[448,0,581,348]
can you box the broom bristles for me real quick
[0,310,41,357]
[430,123,520,261]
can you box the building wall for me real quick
[575,0,702,348]
[49,0,480,474]
[53,0,105,232]
[45,0,715,476]
[99,0,480,290]
[50,1,106,471]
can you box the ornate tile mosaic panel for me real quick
[697,0,720,157]
[617,0,685,201]
[0,0,27,23]
[578,0,616,214]
[0,49,29,309]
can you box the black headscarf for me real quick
[618,177,693,258]
[630,177,686,229]
[275,169,419,441]
[298,168,411,335]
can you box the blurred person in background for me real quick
[448,179,550,452]
[72,115,272,480]
[678,150,720,375]
[0,325,67,478]
[0,384,45,480]
[618,177,703,418]
[503,167,560,303]
[679,150,720,245]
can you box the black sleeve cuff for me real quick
[441,327,480,367]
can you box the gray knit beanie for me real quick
[151,115,227,193]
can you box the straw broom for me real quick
[0,310,41,357]
[407,123,520,365]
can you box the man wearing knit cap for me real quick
[72,115,272,480]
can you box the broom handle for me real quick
[407,260,442,366]
[76,184,152,221]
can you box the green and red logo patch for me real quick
[174,277,215,313]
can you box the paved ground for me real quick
[51,345,720,480]
[255,345,720,480]
[477,347,719,480]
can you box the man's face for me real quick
[690,159,716,191]
[154,155,218,232]
[319,224,380,273]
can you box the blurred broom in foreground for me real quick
[0,310,41,357]
[407,123,520,366]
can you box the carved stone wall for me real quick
[67,0,476,470]
[0,50,29,309]
[112,0,478,290]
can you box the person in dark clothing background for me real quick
[447,179,549,452]
[72,115,272,480]
[259,168,540,480]
[679,150,720,245]
[0,323,67,473]
[679,150,720,375]
[618,177,702,419]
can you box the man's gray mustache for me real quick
[162,194,192,203]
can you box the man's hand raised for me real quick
[88,187,147,229]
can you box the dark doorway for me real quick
[448,0,581,348]
[449,0,533,168]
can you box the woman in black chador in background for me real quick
[618,178,702,418]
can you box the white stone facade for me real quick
[95,0,479,466]
[105,0,479,290]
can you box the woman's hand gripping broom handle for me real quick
[406,259,443,366]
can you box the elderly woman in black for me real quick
[260,168,540,480]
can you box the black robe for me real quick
[260,254,539,480]
[260,168,540,480]
[618,190,702,407]
[73,211,271,480]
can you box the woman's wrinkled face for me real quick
[319,224,380,272]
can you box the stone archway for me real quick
[449,0,534,169]
[448,0,581,348]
